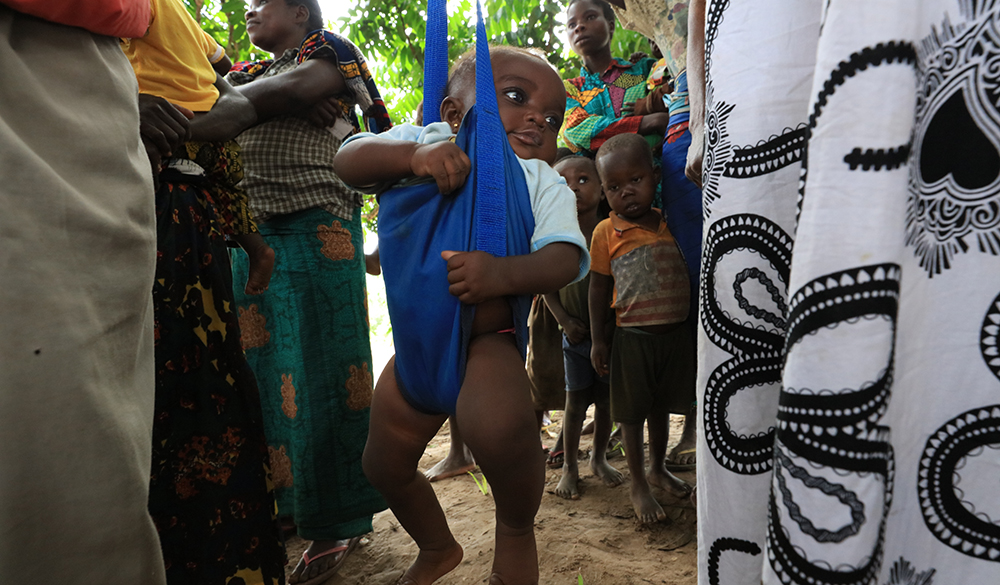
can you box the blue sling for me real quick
[376,0,535,415]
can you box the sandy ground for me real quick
[284,412,697,585]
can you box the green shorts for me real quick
[609,324,695,424]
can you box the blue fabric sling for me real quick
[376,0,535,415]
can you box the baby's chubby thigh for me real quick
[455,329,544,527]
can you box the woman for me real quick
[561,0,670,156]
[227,2,391,584]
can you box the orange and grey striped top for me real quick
[590,211,690,327]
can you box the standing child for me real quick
[333,46,588,585]
[544,154,623,500]
[589,133,694,523]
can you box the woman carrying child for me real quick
[226,1,392,583]
[335,45,588,585]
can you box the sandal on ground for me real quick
[545,450,565,469]
[664,447,697,471]
[290,536,363,585]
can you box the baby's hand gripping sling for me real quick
[376,0,535,415]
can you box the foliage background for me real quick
[186,0,650,125]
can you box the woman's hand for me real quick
[411,142,471,195]
[685,124,705,188]
[637,112,671,137]
[138,94,193,172]
[304,96,341,128]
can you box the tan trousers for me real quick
[0,8,166,584]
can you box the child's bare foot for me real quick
[590,457,624,487]
[424,448,475,482]
[244,244,275,295]
[647,466,692,499]
[555,465,580,500]
[396,540,463,585]
[631,482,667,523]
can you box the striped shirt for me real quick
[590,211,690,327]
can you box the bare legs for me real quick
[667,403,698,466]
[424,417,475,482]
[363,334,543,585]
[555,383,622,500]
[621,410,691,523]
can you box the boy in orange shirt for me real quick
[589,133,694,523]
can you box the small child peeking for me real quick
[543,155,623,500]
[334,46,589,585]
[589,133,695,523]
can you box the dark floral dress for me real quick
[149,141,285,585]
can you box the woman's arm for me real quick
[188,75,257,143]
[685,0,707,188]
[235,58,346,121]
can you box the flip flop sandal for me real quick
[292,535,363,585]
[664,447,697,471]
[545,450,565,469]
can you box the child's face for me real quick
[566,0,613,58]
[555,157,603,214]
[598,150,657,219]
[492,53,566,165]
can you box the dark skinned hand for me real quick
[441,250,503,304]
[411,142,472,195]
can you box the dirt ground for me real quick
[284,411,698,585]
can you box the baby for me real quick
[122,0,273,294]
[589,133,695,523]
[335,46,588,585]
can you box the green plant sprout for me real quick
[577,574,584,585]
[467,470,489,496]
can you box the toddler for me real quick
[334,46,588,585]
[589,133,694,523]
[122,0,273,294]
[543,154,623,500]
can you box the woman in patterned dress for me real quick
[226,1,392,583]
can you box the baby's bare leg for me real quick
[232,233,274,295]
[362,357,461,585]
[456,334,543,585]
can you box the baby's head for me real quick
[440,46,566,164]
[554,154,603,215]
[595,133,657,219]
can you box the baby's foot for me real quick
[630,483,667,524]
[647,466,692,499]
[555,465,580,500]
[590,457,624,487]
[395,541,463,585]
[245,244,275,295]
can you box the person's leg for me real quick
[621,420,666,523]
[361,357,460,585]
[667,402,698,466]
[555,387,591,499]
[456,333,544,585]
[589,382,623,486]
[646,409,691,498]
[424,416,476,482]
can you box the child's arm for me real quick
[440,243,581,305]
[334,137,471,195]
[188,75,257,143]
[542,292,588,345]
[588,272,614,377]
